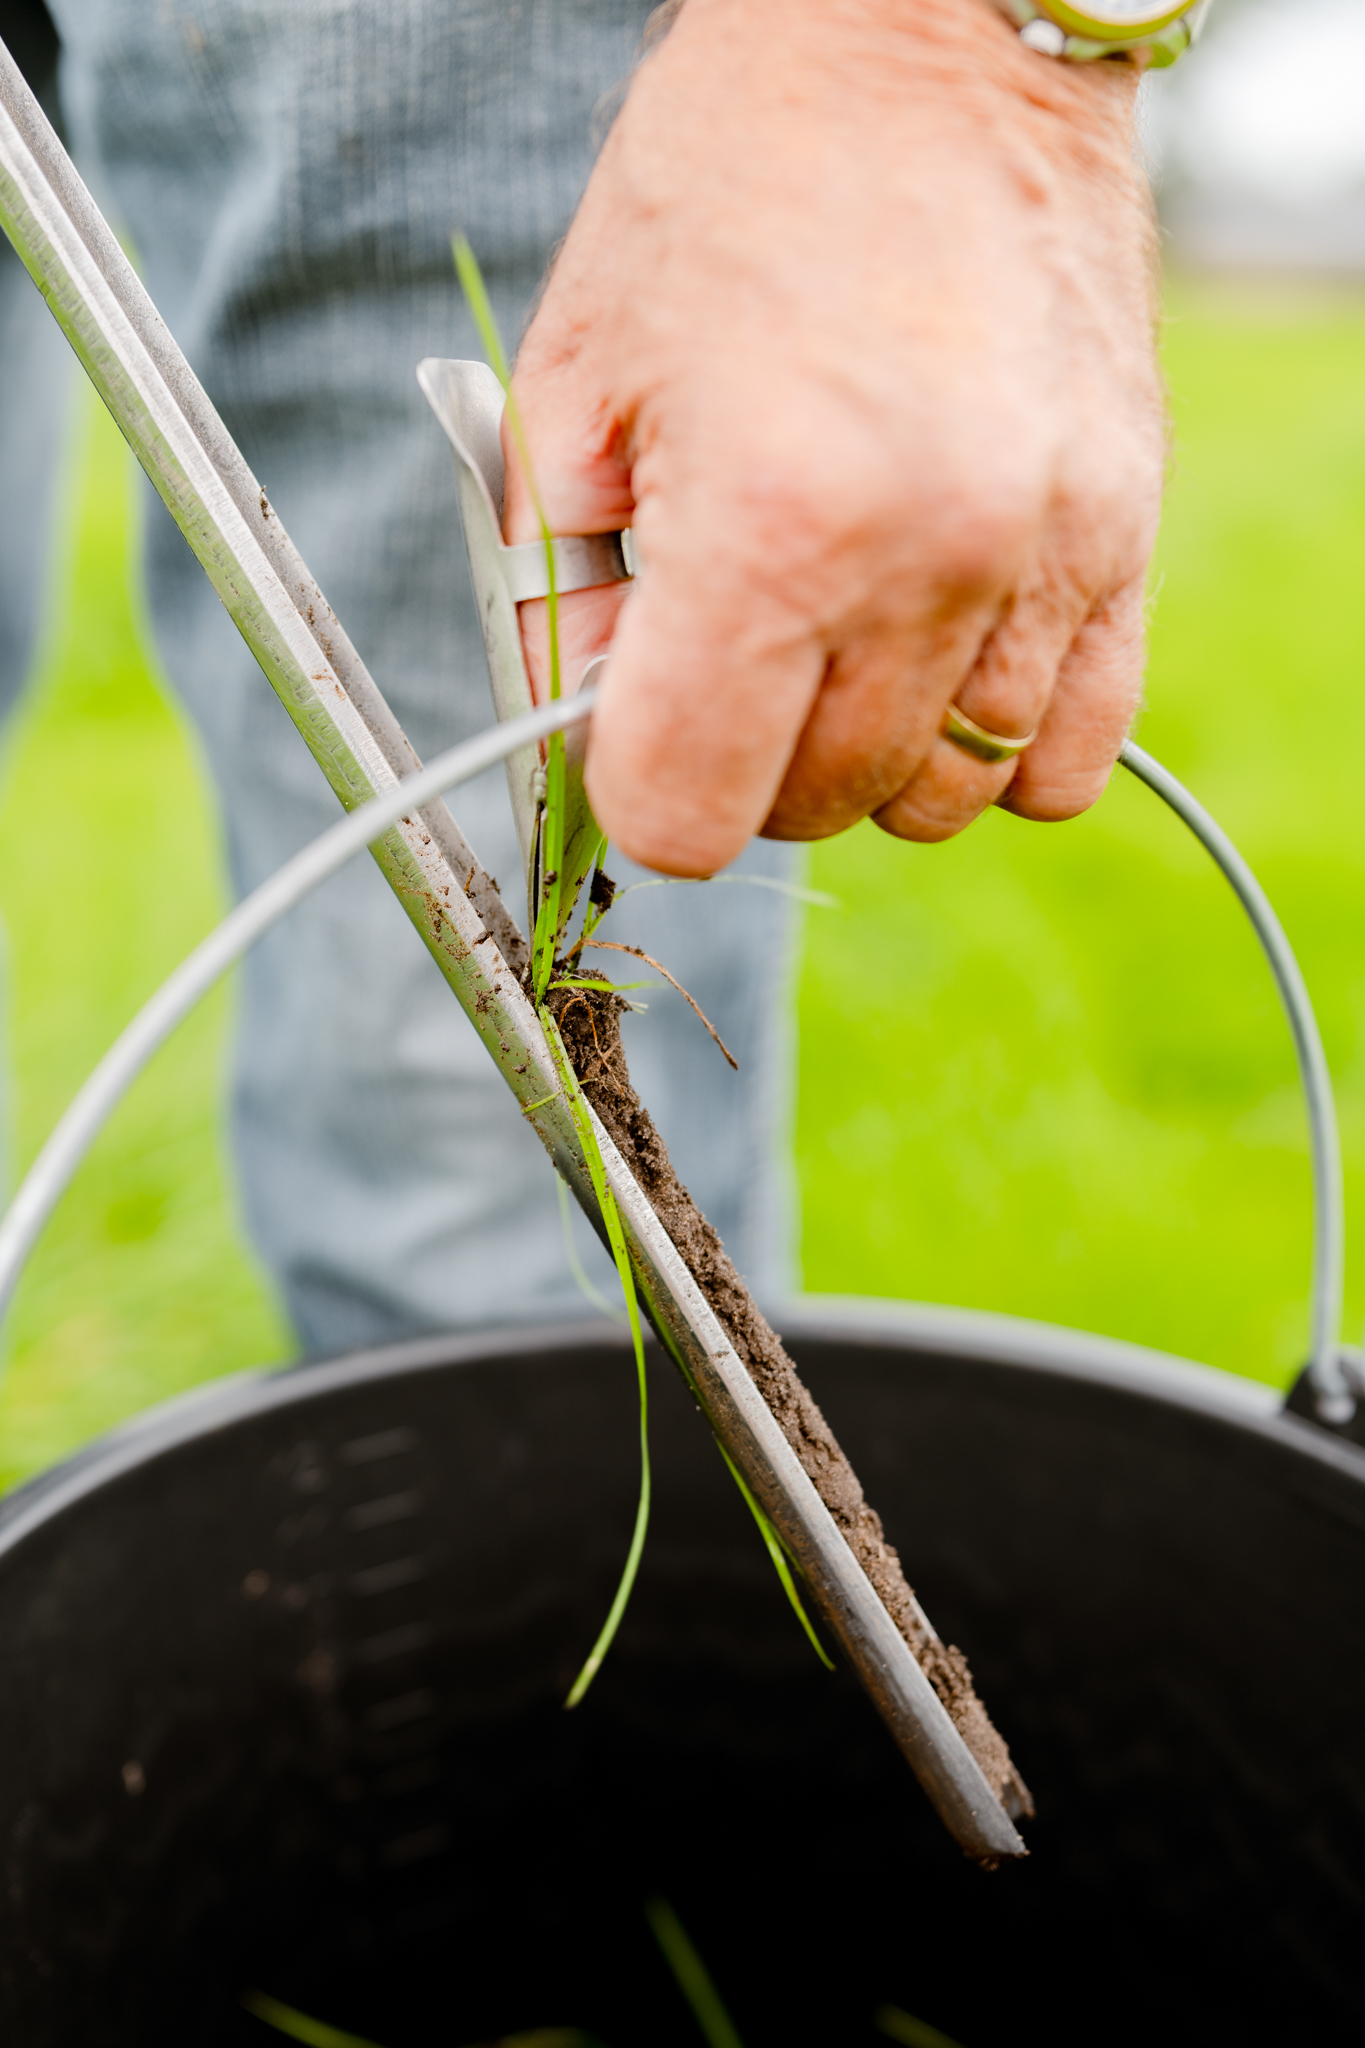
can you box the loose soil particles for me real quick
[546,973,1032,1831]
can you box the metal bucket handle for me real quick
[1119,743,1351,1423]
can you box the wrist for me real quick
[992,0,1208,65]
[624,0,1153,269]
[746,0,1146,180]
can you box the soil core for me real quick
[545,974,1032,1826]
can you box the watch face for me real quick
[1049,0,1186,26]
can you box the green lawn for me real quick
[800,280,1365,1382]
[1,278,1363,1486]
[0,387,289,1489]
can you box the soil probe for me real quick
[7,26,1349,1869]
[0,37,1028,1860]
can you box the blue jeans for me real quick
[4,2,799,1355]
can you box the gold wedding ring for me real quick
[942,702,1037,765]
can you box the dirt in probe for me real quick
[544,974,1033,1832]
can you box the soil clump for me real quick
[545,974,1033,1826]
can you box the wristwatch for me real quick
[992,0,1210,65]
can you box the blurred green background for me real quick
[1,277,1363,1489]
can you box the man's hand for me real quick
[504,0,1163,877]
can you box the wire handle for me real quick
[1,730,1344,1428]
[0,695,597,1341]
[1119,740,1350,1422]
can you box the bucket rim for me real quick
[0,1302,1359,1560]
[783,1294,1280,1416]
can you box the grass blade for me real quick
[712,1438,834,1669]
[452,233,564,992]
[242,1992,383,2048]
[874,2004,966,2048]
[455,238,640,1698]
[618,873,841,910]
[460,2034,603,2047]
[557,1175,627,1324]
[541,1012,651,1708]
[532,721,566,1000]
[451,236,511,388]
[645,1897,745,2048]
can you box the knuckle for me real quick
[718,444,1043,621]
[901,452,1046,602]
[725,458,838,581]
[932,494,1036,598]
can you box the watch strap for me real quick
[992,0,1210,65]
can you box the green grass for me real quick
[243,1989,594,2048]
[873,2005,964,2048]
[799,278,1365,1389]
[644,1897,745,2048]
[0,385,289,1488]
[0,278,1361,1487]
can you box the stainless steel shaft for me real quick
[0,37,1024,1862]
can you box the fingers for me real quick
[501,280,1150,869]
[873,571,1146,844]
[515,584,631,708]
[1002,572,1147,821]
[758,591,1004,843]
[509,349,901,874]
[504,375,830,872]
[573,369,1039,875]
[870,581,1081,843]
[500,347,637,707]
[582,516,829,876]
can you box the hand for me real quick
[504,0,1163,876]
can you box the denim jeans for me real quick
[5,2,799,1354]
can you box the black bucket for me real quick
[2,1307,1363,2045]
